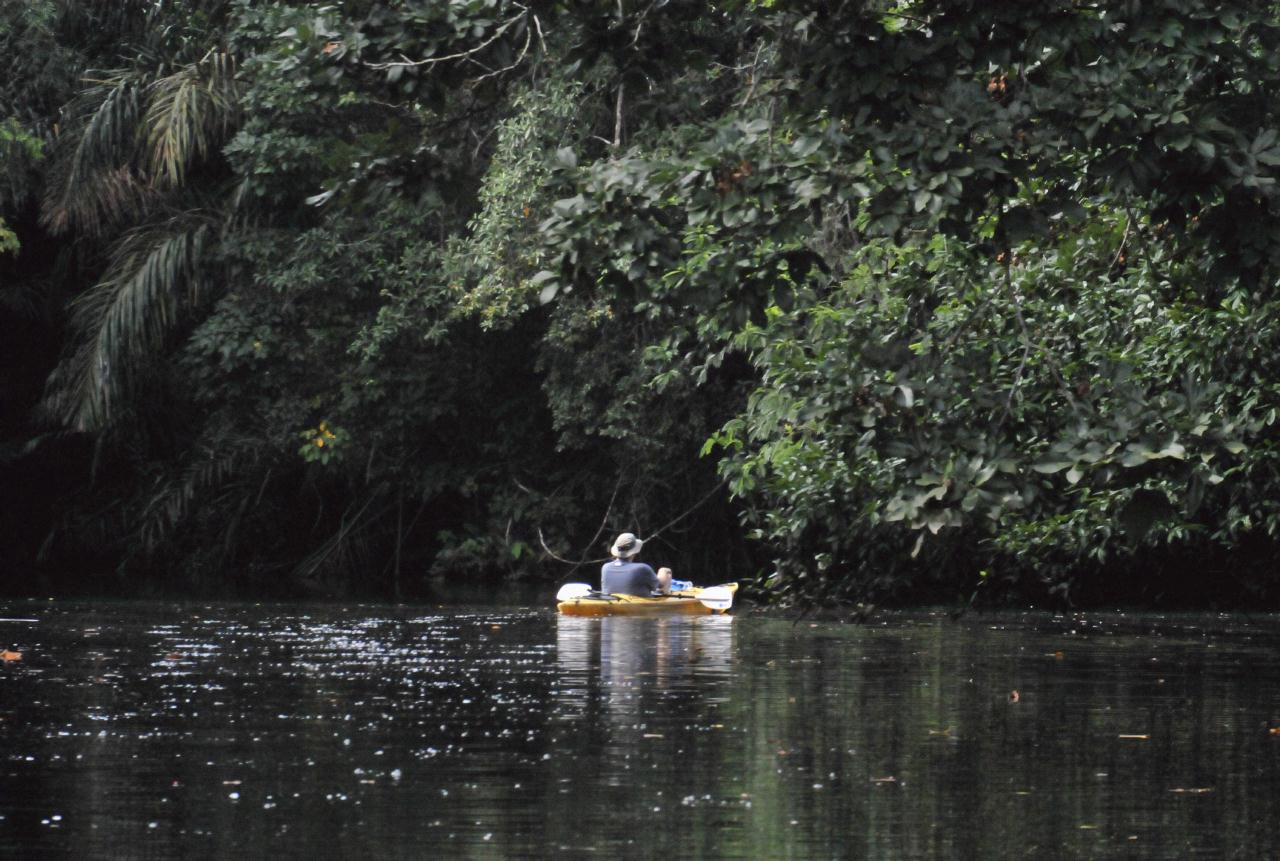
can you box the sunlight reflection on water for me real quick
[1,603,1278,858]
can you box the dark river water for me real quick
[1,602,1278,859]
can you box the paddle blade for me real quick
[556,583,593,602]
[697,585,734,611]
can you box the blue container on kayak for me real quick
[670,579,693,592]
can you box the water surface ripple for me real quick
[1,602,1278,858]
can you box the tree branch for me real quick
[469,18,533,85]
[613,82,625,149]
[362,11,526,70]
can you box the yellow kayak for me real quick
[557,583,738,617]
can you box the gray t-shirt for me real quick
[601,559,659,596]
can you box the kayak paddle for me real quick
[696,585,734,611]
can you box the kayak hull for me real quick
[557,583,738,617]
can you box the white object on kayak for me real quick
[555,583,594,601]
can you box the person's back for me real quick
[600,531,660,596]
[601,558,659,596]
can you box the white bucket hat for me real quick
[609,532,643,559]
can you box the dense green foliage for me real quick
[3,0,1280,607]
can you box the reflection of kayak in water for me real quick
[556,583,738,617]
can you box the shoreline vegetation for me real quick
[4,1,1280,611]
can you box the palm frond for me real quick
[137,433,262,555]
[145,50,239,189]
[41,49,240,234]
[293,495,387,588]
[0,277,46,319]
[40,74,149,235]
[53,0,152,47]
[43,218,211,430]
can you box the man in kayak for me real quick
[601,532,668,596]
